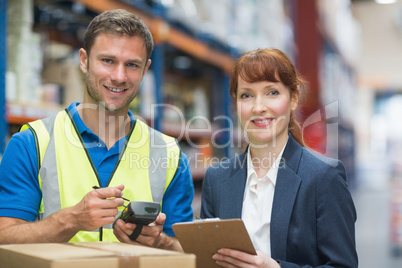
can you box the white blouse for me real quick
[241,142,286,256]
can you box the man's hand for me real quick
[113,212,183,251]
[0,184,125,244]
[69,184,125,232]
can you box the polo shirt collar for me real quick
[67,102,135,135]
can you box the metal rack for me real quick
[0,0,237,177]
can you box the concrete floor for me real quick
[354,185,402,268]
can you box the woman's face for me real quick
[236,76,298,148]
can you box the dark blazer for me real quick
[200,135,358,268]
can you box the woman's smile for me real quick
[251,117,274,128]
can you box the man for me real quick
[0,9,193,251]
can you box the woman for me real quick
[200,48,358,268]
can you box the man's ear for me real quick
[143,59,151,75]
[79,48,88,74]
[141,59,152,81]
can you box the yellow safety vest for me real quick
[20,109,180,242]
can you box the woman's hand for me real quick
[213,249,281,268]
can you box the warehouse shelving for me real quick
[1,0,358,181]
[1,0,238,179]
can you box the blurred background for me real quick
[1,0,402,266]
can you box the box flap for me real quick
[73,241,185,256]
[0,243,116,260]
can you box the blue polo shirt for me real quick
[0,102,194,236]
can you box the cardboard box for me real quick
[0,241,196,268]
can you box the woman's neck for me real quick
[249,135,288,178]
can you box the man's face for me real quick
[79,33,151,114]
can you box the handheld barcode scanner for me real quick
[113,201,161,241]
[119,201,160,225]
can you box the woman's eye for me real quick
[269,90,279,96]
[240,93,251,99]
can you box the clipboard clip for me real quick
[194,216,221,222]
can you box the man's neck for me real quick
[77,103,131,149]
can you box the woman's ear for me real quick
[291,88,299,111]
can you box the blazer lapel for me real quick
[220,151,248,219]
[270,135,303,260]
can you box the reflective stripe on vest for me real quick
[19,115,58,216]
[21,109,180,242]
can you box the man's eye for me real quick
[127,63,137,68]
[103,59,112,64]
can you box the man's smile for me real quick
[105,86,127,93]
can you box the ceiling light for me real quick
[375,0,397,4]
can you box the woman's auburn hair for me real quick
[229,48,306,146]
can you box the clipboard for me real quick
[172,219,256,268]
